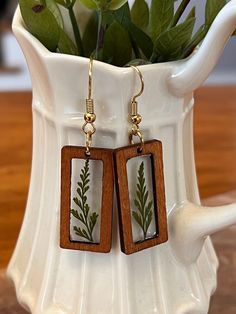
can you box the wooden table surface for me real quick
[0,87,236,313]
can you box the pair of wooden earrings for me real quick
[60,58,168,255]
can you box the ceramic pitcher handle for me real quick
[169,0,236,96]
[169,200,236,264]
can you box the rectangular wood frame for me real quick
[114,140,168,255]
[60,146,114,253]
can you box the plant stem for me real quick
[81,201,94,242]
[130,36,141,59]
[143,229,147,240]
[68,5,84,56]
[0,32,3,66]
[149,51,158,63]
[141,211,147,240]
[95,10,106,60]
[170,0,191,27]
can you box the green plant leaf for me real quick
[154,17,195,61]
[84,185,90,194]
[145,200,153,215]
[89,212,99,233]
[143,190,148,206]
[80,0,127,11]
[57,28,78,55]
[78,213,86,224]
[79,0,97,10]
[131,0,149,32]
[82,11,98,56]
[85,204,90,217]
[181,24,207,58]
[108,0,128,10]
[71,209,79,219]
[45,0,64,28]
[205,0,226,27]
[55,0,67,6]
[134,198,142,213]
[55,0,76,7]
[76,187,83,198]
[114,3,153,59]
[19,0,60,51]
[84,178,90,186]
[73,197,79,206]
[186,6,195,20]
[82,228,90,239]
[125,59,152,66]
[132,211,143,229]
[103,21,132,66]
[170,0,191,27]
[145,210,153,233]
[149,0,174,41]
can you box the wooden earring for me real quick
[114,66,168,255]
[60,58,114,253]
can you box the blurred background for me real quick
[0,0,31,91]
[0,0,236,91]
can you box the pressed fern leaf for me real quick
[71,159,99,242]
[132,161,154,241]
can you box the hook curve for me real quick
[131,66,144,102]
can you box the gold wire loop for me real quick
[82,122,96,135]
[85,131,93,156]
[131,66,144,103]
[129,128,144,152]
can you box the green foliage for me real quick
[19,0,61,51]
[19,0,79,54]
[131,0,149,32]
[149,0,174,42]
[113,3,153,59]
[171,0,191,27]
[205,0,226,27]
[58,28,78,55]
[153,17,195,62]
[45,0,64,28]
[19,0,229,66]
[71,159,99,243]
[132,161,153,241]
[80,0,128,11]
[55,0,77,8]
[103,21,132,66]
[82,11,98,56]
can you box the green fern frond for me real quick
[132,161,154,241]
[71,159,99,243]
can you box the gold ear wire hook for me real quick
[129,66,145,152]
[131,65,144,103]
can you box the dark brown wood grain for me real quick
[60,146,114,253]
[114,140,168,255]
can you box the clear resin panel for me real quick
[127,155,157,243]
[70,158,103,244]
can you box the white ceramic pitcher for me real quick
[8,2,236,314]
